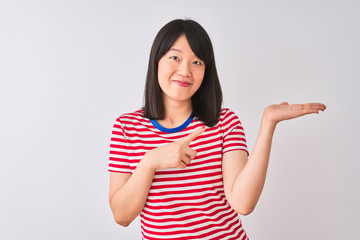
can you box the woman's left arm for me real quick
[222,102,326,215]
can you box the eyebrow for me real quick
[169,48,183,53]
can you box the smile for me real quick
[173,80,191,87]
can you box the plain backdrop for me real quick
[1,0,359,239]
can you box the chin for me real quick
[169,95,193,103]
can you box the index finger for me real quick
[180,126,205,145]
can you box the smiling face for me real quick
[157,34,205,106]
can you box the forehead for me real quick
[168,34,197,57]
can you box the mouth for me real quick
[173,80,191,87]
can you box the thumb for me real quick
[180,126,205,145]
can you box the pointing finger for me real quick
[180,126,205,145]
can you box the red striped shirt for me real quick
[108,108,249,240]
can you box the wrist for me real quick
[140,152,157,173]
[260,116,277,132]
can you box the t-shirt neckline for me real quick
[150,114,194,133]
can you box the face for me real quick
[157,34,205,105]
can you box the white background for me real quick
[1,0,359,239]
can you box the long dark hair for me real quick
[142,19,222,127]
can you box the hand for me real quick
[263,102,327,124]
[143,126,205,170]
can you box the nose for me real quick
[177,61,192,78]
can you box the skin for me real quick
[222,102,326,214]
[157,34,205,128]
[108,35,327,226]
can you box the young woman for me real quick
[108,19,326,240]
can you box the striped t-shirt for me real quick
[108,108,249,240]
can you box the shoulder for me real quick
[219,108,240,122]
[114,108,153,131]
[117,109,144,121]
[217,107,246,131]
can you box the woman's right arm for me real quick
[109,159,155,227]
[109,127,205,226]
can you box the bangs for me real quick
[154,19,213,66]
[184,23,213,66]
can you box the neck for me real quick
[159,98,192,128]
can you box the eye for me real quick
[170,56,180,61]
[193,60,202,65]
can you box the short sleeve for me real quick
[108,117,132,173]
[221,109,249,156]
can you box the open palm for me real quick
[263,102,326,124]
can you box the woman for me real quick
[108,19,326,239]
